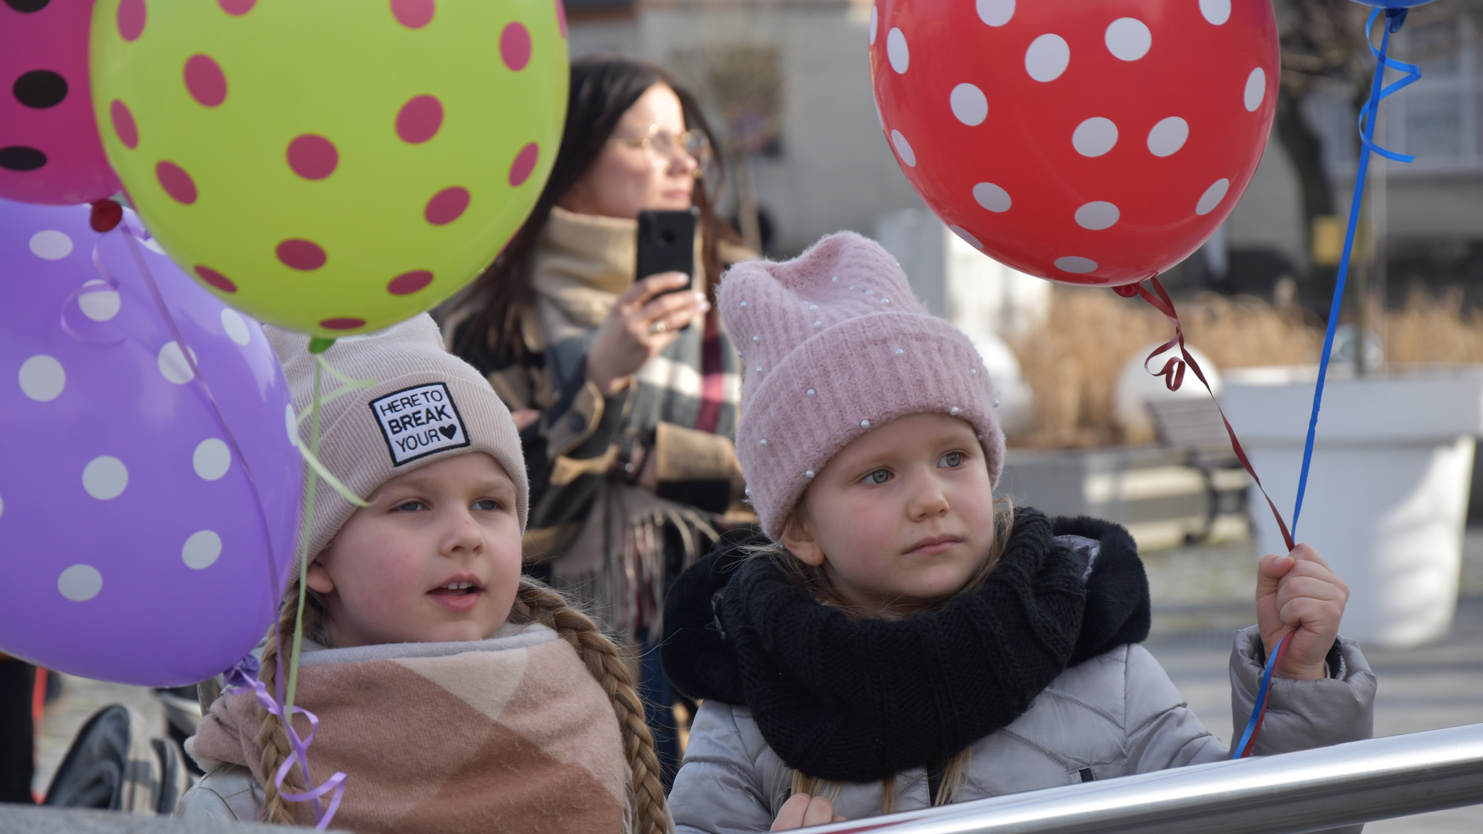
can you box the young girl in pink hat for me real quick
[661,232,1376,832]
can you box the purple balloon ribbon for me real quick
[223,655,348,829]
[117,224,344,824]
[57,248,126,346]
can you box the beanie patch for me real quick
[370,382,471,466]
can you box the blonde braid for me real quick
[509,580,671,834]
[253,579,327,826]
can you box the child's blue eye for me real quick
[864,469,891,485]
[472,499,501,511]
[940,452,965,468]
[393,500,426,512]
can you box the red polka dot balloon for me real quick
[1,0,124,206]
[89,0,568,337]
[870,0,1277,287]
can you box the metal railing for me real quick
[804,723,1483,834]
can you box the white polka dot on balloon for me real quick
[1025,34,1070,82]
[950,83,988,126]
[1055,256,1098,274]
[158,342,199,385]
[182,530,223,570]
[29,230,73,260]
[1072,117,1118,157]
[285,403,300,448]
[221,309,251,346]
[973,182,1012,212]
[77,280,122,322]
[1200,0,1231,25]
[82,456,129,500]
[193,438,232,481]
[1245,68,1266,112]
[869,4,878,45]
[18,355,65,402]
[1197,178,1231,215]
[1105,18,1151,61]
[887,28,910,74]
[1147,117,1189,157]
[58,564,103,602]
[1075,201,1121,230]
[891,129,917,167]
[976,0,1014,26]
[949,225,984,250]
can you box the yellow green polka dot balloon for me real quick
[90,0,568,337]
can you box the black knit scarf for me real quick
[661,508,1150,782]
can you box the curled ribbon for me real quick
[1357,9,1421,164]
[1114,277,1295,552]
[223,655,348,829]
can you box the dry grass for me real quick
[1006,286,1483,449]
[1385,288,1483,366]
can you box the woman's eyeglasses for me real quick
[611,124,713,177]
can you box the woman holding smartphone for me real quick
[446,56,755,788]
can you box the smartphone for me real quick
[636,207,698,297]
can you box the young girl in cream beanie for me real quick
[178,315,668,834]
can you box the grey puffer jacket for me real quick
[670,626,1375,833]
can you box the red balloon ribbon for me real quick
[1113,277,1295,553]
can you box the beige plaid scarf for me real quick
[191,624,627,833]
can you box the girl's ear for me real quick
[779,514,826,567]
[305,556,336,595]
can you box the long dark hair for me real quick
[451,56,736,361]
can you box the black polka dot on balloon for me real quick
[4,0,51,12]
[0,146,47,171]
[13,71,68,109]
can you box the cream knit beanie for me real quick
[269,314,528,563]
[721,232,1004,540]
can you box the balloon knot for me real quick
[1113,282,1142,298]
[89,199,123,233]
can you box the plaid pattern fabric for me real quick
[446,209,752,639]
[43,703,192,815]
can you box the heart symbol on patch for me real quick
[438,425,457,440]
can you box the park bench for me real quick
[1145,396,1251,544]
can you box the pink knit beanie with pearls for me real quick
[722,231,1004,540]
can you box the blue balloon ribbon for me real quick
[1291,8,1418,539]
[1235,9,1420,761]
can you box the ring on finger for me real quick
[649,320,668,335]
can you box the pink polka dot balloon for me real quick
[0,0,124,206]
[870,0,1278,287]
[0,198,301,686]
[89,0,569,338]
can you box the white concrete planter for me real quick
[1220,364,1483,648]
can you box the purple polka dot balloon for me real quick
[0,198,301,686]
